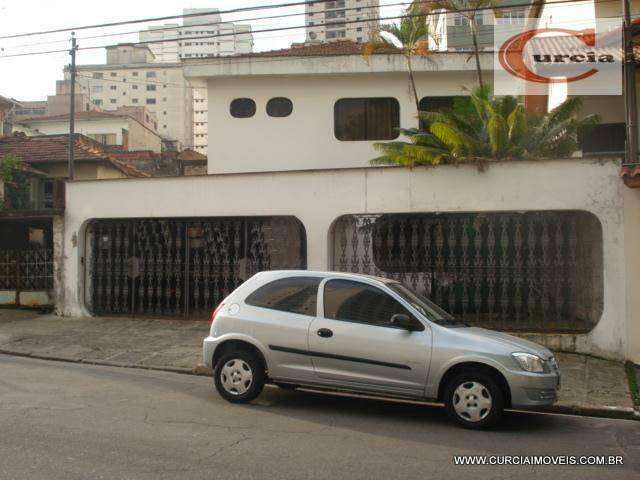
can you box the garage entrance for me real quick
[85,216,306,318]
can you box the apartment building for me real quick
[306,0,380,43]
[138,8,253,153]
[70,44,193,150]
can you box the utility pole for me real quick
[623,0,638,166]
[68,32,77,181]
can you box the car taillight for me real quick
[210,302,225,325]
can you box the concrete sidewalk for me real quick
[0,309,636,419]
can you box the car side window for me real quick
[323,279,413,328]
[245,277,321,316]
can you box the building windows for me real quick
[334,98,400,141]
[110,72,117,77]
[266,97,293,118]
[109,99,117,104]
[146,85,157,91]
[230,98,256,118]
[132,85,138,90]
[146,71,156,78]
[132,72,139,77]
[132,98,139,104]
[93,85,103,93]
[419,96,456,112]
[110,85,117,90]
[496,7,526,25]
[146,98,157,105]
[93,99,103,106]
[92,72,104,79]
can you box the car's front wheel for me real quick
[444,371,505,429]
[214,350,265,403]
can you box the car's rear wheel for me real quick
[444,371,505,429]
[214,350,265,403]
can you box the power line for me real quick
[0,0,614,60]
[6,0,400,50]
[0,0,348,40]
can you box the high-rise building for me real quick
[140,8,253,62]
[305,0,380,43]
[135,8,253,153]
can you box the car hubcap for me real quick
[453,381,492,422]
[220,359,253,395]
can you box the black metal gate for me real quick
[86,216,306,318]
[331,211,603,333]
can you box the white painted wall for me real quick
[62,158,633,361]
[204,70,477,174]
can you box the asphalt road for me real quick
[0,355,638,480]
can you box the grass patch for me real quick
[626,363,639,406]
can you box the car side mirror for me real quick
[390,313,418,331]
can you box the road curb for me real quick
[1,349,637,421]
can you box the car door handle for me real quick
[317,328,333,338]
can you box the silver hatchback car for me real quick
[203,270,560,429]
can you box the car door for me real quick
[242,275,321,382]
[308,278,431,396]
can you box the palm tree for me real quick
[372,87,600,166]
[363,2,432,112]
[434,0,495,89]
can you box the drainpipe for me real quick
[623,0,639,167]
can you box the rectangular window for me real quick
[146,71,156,78]
[92,72,103,79]
[132,72,139,77]
[110,85,117,90]
[93,85,103,93]
[334,98,400,141]
[109,99,117,104]
[110,72,117,77]
[146,84,157,91]
[132,98,139,104]
[579,122,626,155]
[146,98,156,105]
[93,99,103,106]
[132,85,138,90]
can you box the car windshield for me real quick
[388,283,464,326]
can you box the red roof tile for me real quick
[0,133,148,178]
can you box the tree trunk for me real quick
[470,21,484,89]
[406,55,421,114]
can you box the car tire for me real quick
[214,350,265,403]
[444,371,505,429]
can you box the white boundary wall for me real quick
[61,159,638,361]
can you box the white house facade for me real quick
[58,46,640,365]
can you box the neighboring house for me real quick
[14,110,163,153]
[306,0,380,43]
[70,44,193,151]
[0,132,147,180]
[0,132,145,309]
[55,41,640,368]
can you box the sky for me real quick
[0,0,404,101]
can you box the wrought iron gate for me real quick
[86,217,306,318]
[0,249,53,291]
[331,211,603,333]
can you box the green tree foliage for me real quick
[372,87,600,166]
[0,154,31,211]
[363,2,432,111]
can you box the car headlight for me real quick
[511,352,546,373]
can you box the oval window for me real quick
[266,97,293,118]
[230,98,256,118]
